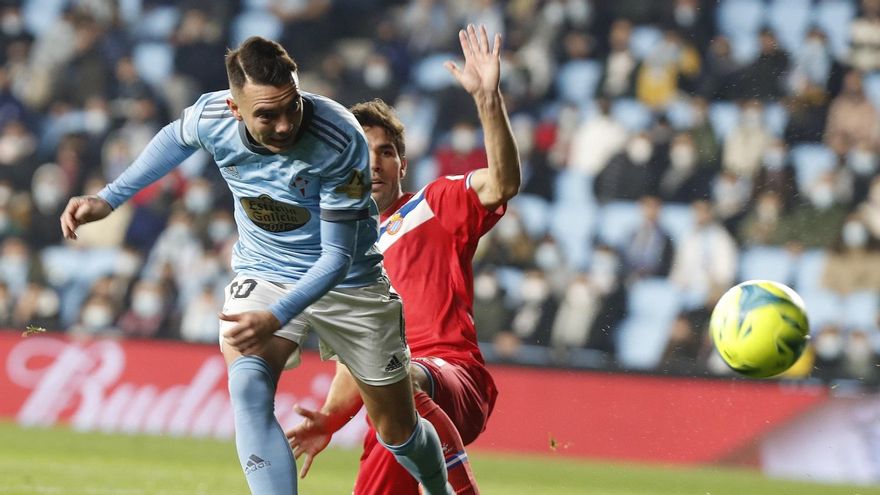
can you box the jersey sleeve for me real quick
[319,131,371,222]
[178,93,216,148]
[423,171,506,243]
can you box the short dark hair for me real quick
[349,99,406,157]
[225,37,298,92]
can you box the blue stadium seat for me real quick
[554,169,595,205]
[842,291,880,330]
[666,99,696,130]
[133,42,175,87]
[611,98,653,132]
[763,102,789,137]
[616,278,681,369]
[630,25,664,60]
[767,0,812,54]
[815,0,857,58]
[863,72,880,112]
[130,5,181,41]
[596,201,641,249]
[739,245,795,284]
[412,53,458,91]
[709,101,740,140]
[119,0,143,27]
[717,0,767,38]
[793,249,827,293]
[231,9,284,48]
[555,60,602,103]
[22,0,66,37]
[549,200,597,270]
[510,194,552,239]
[659,203,694,245]
[494,266,525,305]
[790,143,836,191]
[799,289,843,331]
[730,33,761,64]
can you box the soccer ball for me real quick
[710,280,810,378]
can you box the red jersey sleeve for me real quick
[423,172,506,244]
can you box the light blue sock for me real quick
[378,417,452,495]
[228,356,297,495]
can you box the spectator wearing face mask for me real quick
[825,70,879,155]
[735,29,789,101]
[635,29,701,109]
[659,132,707,202]
[812,325,846,378]
[738,191,786,246]
[434,120,488,178]
[822,216,880,295]
[711,170,752,234]
[70,294,119,337]
[13,282,61,331]
[472,268,511,345]
[859,176,880,241]
[752,138,798,211]
[788,28,834,94]
[568,98,628,175]
[509,270,557,347]
[622,195,674,282]
[180,284,223,343]
[847,141,880,203]
[778,172,850,249]
[722,100,773,179]
[594,133,654,203]
[117,279,170,339]
[842,329,880,380]
[475,208,535,269]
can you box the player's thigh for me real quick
[306,281,410,386]
[354,427,419,495]
[412,357,492,445]
[220,275,308,369]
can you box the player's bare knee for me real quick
[374,415,418,446]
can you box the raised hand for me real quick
[445,24,502,97]
[59,195,114,240]
[220,310,282,355]
[286,404,333,479]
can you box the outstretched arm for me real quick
[285,362,363,478]
[445,24,521,210]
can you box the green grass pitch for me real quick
[1,422,878,495]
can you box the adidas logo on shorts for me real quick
[384,355,404,373]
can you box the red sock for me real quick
[414,391,479,495]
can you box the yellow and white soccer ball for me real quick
[710,280,810,378]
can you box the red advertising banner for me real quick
[1,331,830,465]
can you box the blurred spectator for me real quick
[736,29,789,101]
[70,294,119,337]
[688,97,720,169]
[752,138,798,210]
[659,0,713,50]
[711,170,751,234]
[850,0,880,72]
[722,100,772,179]
[821,216,880,295]
[13,282,60,331]
[172,8,226,94]
[271,0,334,69]
[825,70,879,156]
[813,324,846,377]
[670,199,737,309]
[738,191,786,246]
[510,270,557,346]
[698,35,739,99]
[477,209,535,269]
[26,163,69,249]
[622,195,674,281]
[568,98,627,175]
[635,29,701,108]
[472,268,510,344]
[73,176,132,248]
[56,14,109,107]
[788,28,833,94]
[180,284,222,343]
[0,236,36,298]
[594,133,653,202]
[532,234,568,293]
[434,120,488,177]
[550,273,599,351]
[783,82,830,144]
[658,131,708,203]
[778,172,850,249]
[842,329,880,380]
[516,115,557,202]
[117,278,170,339]
[598,19,636,99]
[846,141,880,203]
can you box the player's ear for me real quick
[399,156,408,179]
[227,98,243,121]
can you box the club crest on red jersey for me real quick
[385,213,404,235]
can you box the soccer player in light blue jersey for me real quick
[59,37,451,495]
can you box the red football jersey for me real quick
[377,172,505,363]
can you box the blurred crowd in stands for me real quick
[1,0,879,382]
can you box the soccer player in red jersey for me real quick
[286,24,521,494]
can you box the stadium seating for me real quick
[739,245,796,284]
[790,143,837,190]
[814,0,857,58]
[611,98,653,132]
[231,9,284,48]
[133,42,175,87]
[596,201,642,249]
[556,60,603,104]
[616,278,681,369]
[717,0,766,39]
[629,25,664,61]
[709,101,740,140]
[767,0,813,54]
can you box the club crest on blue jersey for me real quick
[240,194,310,232]
[335,169,369,199]
[290,174,318,198]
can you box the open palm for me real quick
[445,24,502,95]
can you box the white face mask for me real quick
[450,128,476,154]
[848,150,878,175]
[534,241,563,271]
[209,220,234,243]
[494,215,522,242]
[843,221,869,248]
[670,144,696,170]
[364,63,391,89]
[590,252,618,292]
[132,291,163,318]
[520,277,549,303]
[626,138,653,165]
[756,201,780,222]
[32,181,64,212]
[809,185,834,209]
[35,289,59,317]
[815,331,843,360]
[762,148,786,170]
[115,252,141,278]
[82,305,113,329]
[184,187,212,214]
[474,274,499,300]
[741,109,762,129]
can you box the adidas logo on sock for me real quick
[384,354,404,372]
[244,454,271,475]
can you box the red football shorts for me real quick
[352,357,497,494]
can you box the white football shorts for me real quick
[219,275,410,386]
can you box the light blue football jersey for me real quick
[103,90,383,288]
